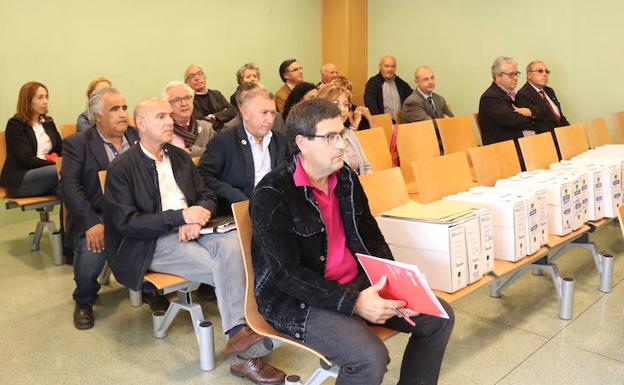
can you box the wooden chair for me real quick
[468,140,522,186]
[411,152,476,203]
[436,115,478,154]
[359,167,409,216]
[192,156,200,166]
[519,132,560,171]
[354,127,393,171]
[396,120,440,194]
[61,123,77,139]
[370,113,394,146]
[584,118,613,148]
[611,111,624,144]
[0,132,63,265]
[554,124,589,160]
[473,112,483,143]
[232,200,398,385]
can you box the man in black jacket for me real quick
[198,85,289,215]
[251,98,454,385]
[516,61,569,158]
[60,87,164,330]
[363,55,412,117]
[184,64,236,130]
[103,97,285,384]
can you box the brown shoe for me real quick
[230,357,286,385]
[73,303,94,330]
[224,326,268,359]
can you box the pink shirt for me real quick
[293,157,359,284]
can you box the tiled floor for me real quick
[1,218,623,385]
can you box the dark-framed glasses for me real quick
[501,71,521,78]
[185,71,204,81]
[169,95,194,106]
[305,129,348,144]
[529,69,551,74]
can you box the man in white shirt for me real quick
[198,85,289,215]
[103,97,285,384]
[400,66,454,123]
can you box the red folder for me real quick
[356,253,449,319]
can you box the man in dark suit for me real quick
[363,55,412,117]
[184,64,236,130]
[516,60,569,135]
[401,66,454,123]
[60,87,166,329]
[478,56,535,146]
[198,85,289,215]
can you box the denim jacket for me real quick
[250,157,393,342]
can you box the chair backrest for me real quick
[619,204,624,239]
[0,132,6,198]
[468,140,521,186]
[611,111,624,144]
[519,132,560,171]
[230,200,333,365]
[192,156,200,166]
[98,170,107,192]
[436,115,478,154]
[354,127,393,171]
[396,120,440,193]
[473,112,483,142]
[554,124,589,160]
[584,118,613,148]
[412,151,475,203]
[61,123,77,139]
[359,167,409,216]
[370,113,394,146]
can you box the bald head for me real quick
[184,64,207,93]
[320,63,339,84]
[134,97,174,148]
[415,66,436,95]
[378,55,397,80]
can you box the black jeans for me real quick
[303,298,454,385]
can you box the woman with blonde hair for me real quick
[317,85,372,175]
[1,81,62,197]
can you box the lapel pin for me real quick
[241,139,248,145]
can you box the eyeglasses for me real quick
[289,66,304,72]
[185,71,204,82]
[501,71,521,78]
[169,95,193,106]
[305,129,348,144]
[333,101,352,110]
[528,69,551,74]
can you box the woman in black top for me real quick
[0,81,62,197]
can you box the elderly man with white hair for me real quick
[162,81,215,157]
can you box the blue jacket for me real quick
[250,157,393,342]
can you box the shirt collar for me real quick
[139,142,164,161]
[528,81,544,92]
[417,88,433,98]
[293,156,338,193]
[244,126,272,146]
[97,127,129,147]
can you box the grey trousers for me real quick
[149,231,246,334]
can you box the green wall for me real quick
[0,0,321,126]
[368,0,623,126]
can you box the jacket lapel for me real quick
[86,128,110,170]
[236,122,256,185]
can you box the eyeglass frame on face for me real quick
[169,95,194,106]
[333,100,352,110]
[500,71,521,78]
[528,69,551,74]
[303,129,348,144]
[185,71,204,82]
[288,66,304,73]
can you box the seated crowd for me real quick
[0,54,572,385]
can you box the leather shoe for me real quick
[196,284,217,301]
[142,291,169,312]
[224,326,269,359]
[230,357,286,385]
[73,303,94,330]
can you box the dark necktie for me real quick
[427,96,437,117]
[539,90,561,124]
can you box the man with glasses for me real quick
[400,66,454,123]
[516,61,569,140]
[162,81,215,157]
[198,85,289,215]
[250,98,454,385]
[275,58,305,114]
[184,64,236,130]
[478,56,535,154]
[364,55,412,117]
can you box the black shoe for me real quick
[73,303,94,330]
[142,291,169,312]
[196,284,217,301]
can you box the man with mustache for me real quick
[103,97,285,384]
[60,87,169,330]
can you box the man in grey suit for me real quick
[400,66,454,123]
